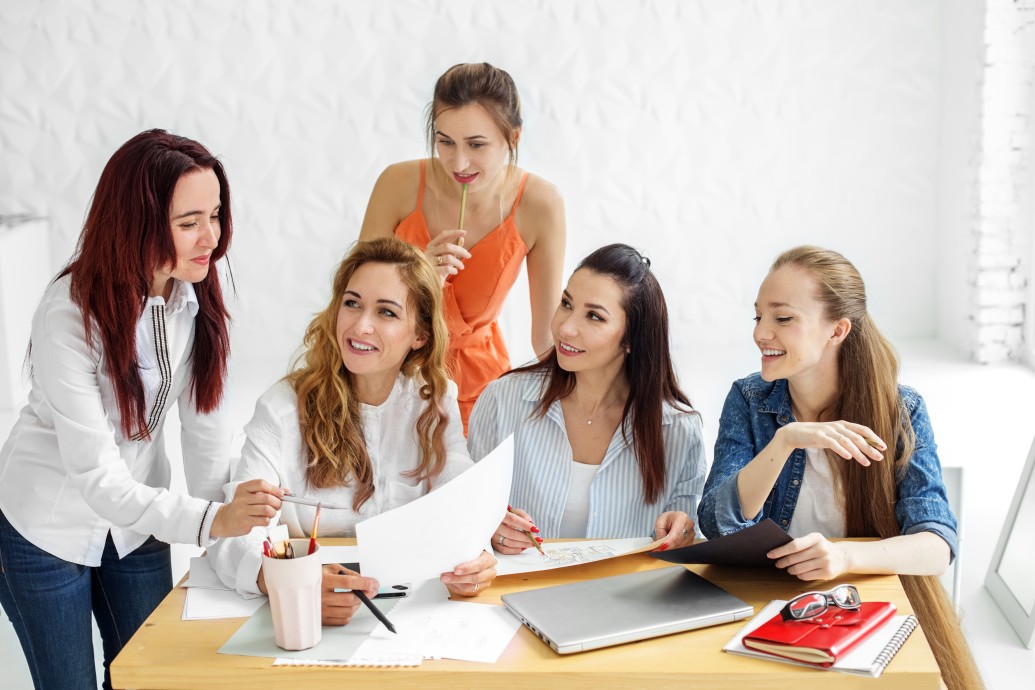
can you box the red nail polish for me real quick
[507,505,512,510]
[535,537,543,542]
[530,526,540,533]
[658,544,669,551]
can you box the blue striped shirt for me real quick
[467,371,707,539]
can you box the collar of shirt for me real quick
[144,279,199,318]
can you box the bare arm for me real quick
[521,177,566,356]
[737,421,885,520]
[769,531,951,580]
[359,162,419,241]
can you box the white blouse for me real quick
[557,460,600,538]
[0,275,231,566]
[208,375,473,597]
[788,447,846,538]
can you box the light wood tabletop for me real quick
[111,539,942,689]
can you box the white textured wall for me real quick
[1,0,947,422]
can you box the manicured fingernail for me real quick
[507,505,512,510]
[535,537,543,543]
[658,544,669,551]
[530,526,540,533]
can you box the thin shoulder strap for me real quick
[416,159,427,208]
[509,172,530,216]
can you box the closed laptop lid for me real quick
[502,565,753,654]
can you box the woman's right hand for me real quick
[425,229,471,284]
[209,479,285,538]
[491,506,542,554]
[322,564,380,626]
[777,421,886,467]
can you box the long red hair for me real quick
[58,129,233,439]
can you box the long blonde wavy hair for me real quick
[772,246,983,690]
[286,237,452,510]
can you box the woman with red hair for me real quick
[0,130,282,690]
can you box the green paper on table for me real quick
[218,599,400,661]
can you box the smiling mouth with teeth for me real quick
[761,348,785,356]
[559,342,584,353]
[349,339,377,352]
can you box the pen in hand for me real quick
[507,506,546,557]
[333,586,397,634]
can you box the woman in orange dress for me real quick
[360,62,566,433]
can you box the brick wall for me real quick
[973,0,1035,362]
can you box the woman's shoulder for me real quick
[730,372,780,401]
[516,172,565,233]
[364,160,424,233]
[252,379,300,419]
[483,369,546,401]
[896,383,928,417]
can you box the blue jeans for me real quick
[0,510,171,690]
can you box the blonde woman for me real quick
[209,238,496,625]
[699,246,982,690]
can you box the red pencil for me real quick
[308,503,321,556]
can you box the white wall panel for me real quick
[1,0,943,406]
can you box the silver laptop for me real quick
[501,566,753,654]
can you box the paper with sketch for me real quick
[650,518,792,567]
[217,598,401,660]
[356,435,514,585]
[495,537,661,576]
[352,580,520,663]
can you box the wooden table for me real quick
[111,540,942,689]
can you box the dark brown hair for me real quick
[509,243,693,504]
[58,129,232,439]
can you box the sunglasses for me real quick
[780,584,862,622]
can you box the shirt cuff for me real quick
[197,501,222,547]
[711,476,761,536]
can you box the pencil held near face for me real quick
[424,229,470,284]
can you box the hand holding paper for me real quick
[356,435,514,585]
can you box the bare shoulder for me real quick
[361,159,425,239]
[516,171,566,247]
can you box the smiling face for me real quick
[753,265,848,383]
[433,103,516,192]
[551,269,628,377]
[335,262,426,401]
[151,167,221,298]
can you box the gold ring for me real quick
[497,534,505,545]
[472,582,479,593]
[437,255,443,266]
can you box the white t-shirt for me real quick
[788,447,846,538]
[557,460,601,537]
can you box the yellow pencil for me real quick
[457,183,468,246]
[507,506,545,557]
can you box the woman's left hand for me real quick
[767,532,852,580]
[440,550,497,597]
[652,511,696,551]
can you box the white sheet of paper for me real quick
[181,586,267,620]
[494,537,658,576]
[351,580,520,664]
[183,556,225,589]
[318,545,360,565]
[356,435,514,584]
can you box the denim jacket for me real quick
[698,373,957,559]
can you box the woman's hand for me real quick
[440,550,497,597]
[777,421,886,467]
[767,533,852,581]
[491,506,542,554]
[424,229,471,284]
[210,479,284,538]
[321,564,380,626]
[652,511,695,551]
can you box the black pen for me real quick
[354,589,397,634]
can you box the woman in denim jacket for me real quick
[698,246,981,690]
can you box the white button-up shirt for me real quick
[468,371,707,539]
[208,375,473,596]
[0,275,231,566]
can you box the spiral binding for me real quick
[873,615,918,670]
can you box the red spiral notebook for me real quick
[743,601,897,666]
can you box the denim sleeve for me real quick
[896,390,958,561]
[698,383,765,538]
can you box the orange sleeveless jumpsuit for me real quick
[395,160,530,434]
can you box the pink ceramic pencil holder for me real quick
[262,538,322,651]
